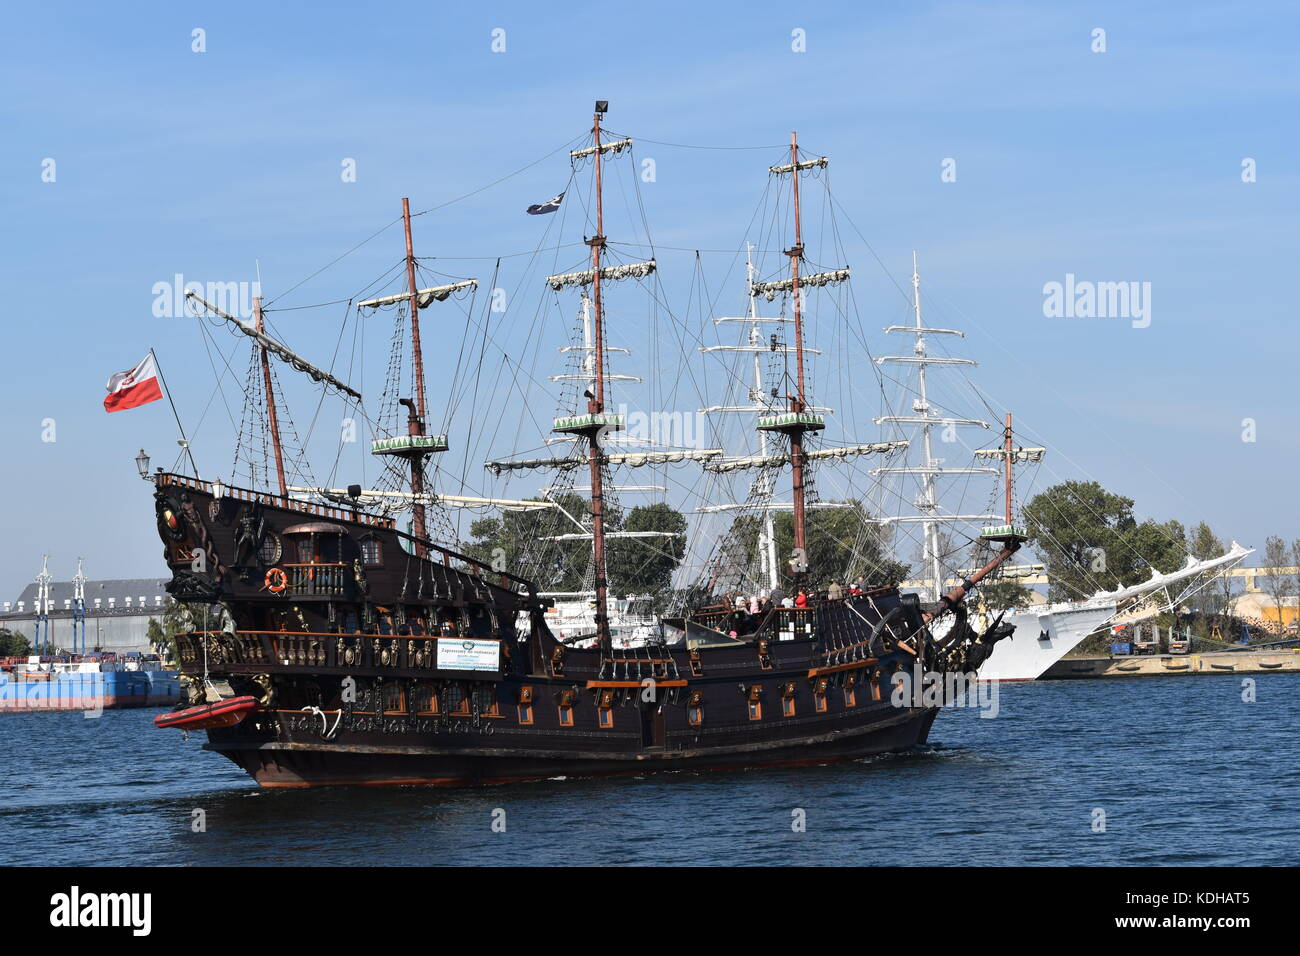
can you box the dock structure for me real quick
[1041,649,1300,680]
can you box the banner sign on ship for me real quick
[436,639,499,672]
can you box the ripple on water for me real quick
[1,678,1298,865]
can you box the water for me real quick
[2,676,1296,866]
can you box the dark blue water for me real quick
[2,676,1295,866]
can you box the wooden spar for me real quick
[788,131,809,567]
[789,132,807,406]
[1003,412,1014,524]
[403,198,428,424]
[922,540,1020,624]
[401,198,430,555]
[254,295,288,499]
[182,292,360,400]
[588,104,611,652]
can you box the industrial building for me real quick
[1,576,171,655]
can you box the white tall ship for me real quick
[875,258,1250,680]
[976,542,1253,680]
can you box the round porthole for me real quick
[258,532,282,566]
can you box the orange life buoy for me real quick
[265,567,288,593]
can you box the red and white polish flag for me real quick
[104,352,164,413]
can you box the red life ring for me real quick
[265,567,288,593]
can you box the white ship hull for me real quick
[977,603,1116,682]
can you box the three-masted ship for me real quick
[152,103,1023,787]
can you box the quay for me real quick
[1040,649,1300,680]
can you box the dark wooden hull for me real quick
[208,705,938,787]
[150,473,986,789]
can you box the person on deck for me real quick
[794,590,808,609]
[828,581,843,601]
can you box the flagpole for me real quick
[149,348,200,477]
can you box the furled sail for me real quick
[356,279,478,312]
[545,259,656,291]
[184,292,360,401]
[485,447,725,476]
[751,268,850,301]
[703,440,907,474]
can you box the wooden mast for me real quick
[587,103,611,651]
[401,197,430,556]
[254,295,288,499]
[1003,412,1014,524]
[787,130,809,572]
[924,412,1023,623]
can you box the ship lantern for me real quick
[135,448,150,478]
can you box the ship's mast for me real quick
[35,554,52,656]
[700,142,853,591]
[586,103,612,651]
[402,197,431,556]
[747,249,780,591]
[1003,412,1014,524]
[910,255,942,602]
[872,254,1002,600]
[786,132,810,567]
[72,557,86,657]
[253,295,288,499]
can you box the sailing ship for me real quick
[151,103,1022,787]
[870,273,1251,680]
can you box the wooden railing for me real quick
[285,563,347,597]
[173,629,497,673]
[156,473,394,528]
[156,472,539,600]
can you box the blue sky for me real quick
[2,0,1297,593]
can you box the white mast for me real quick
[35,554,52,655]
[913,253,941,602]
[873,253,1000,601]
[749,249,779,591]
[72,557,87,657]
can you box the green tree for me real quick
[976,578,1036,610]
[0,627,33,657]
[606,502,687,604]
[147,598,192,663]
[1022,480,1187,601]
[464,492,642,594]
[1186,521,1234,628]
[772,502,909,590]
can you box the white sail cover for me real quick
[703,440,908,474]
[546,260,656,291]
[751,268,850,301]
[770,156,828,174]
[571,138,633,159]
[287,486,557,512]
[486,448,725,475]
[973,446,1047,463]
[356,280,478,312]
